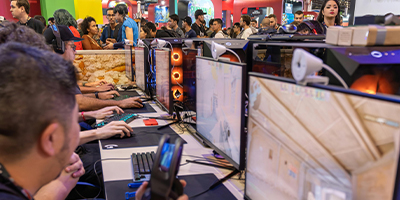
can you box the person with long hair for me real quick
[104,4,138,49]
[316,0,341,31]
[81,17,103,50]
[53,9,83,50]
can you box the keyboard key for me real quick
[142,153,150,174]
[137,154,145,174]
[146,152,153,172]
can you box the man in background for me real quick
[192,9,207,38]
[294,10,304,23]
[10,0,44,34]
[168,14,184,37]
[213,18,229,38]
[182,16,197,38]
[101,8,121,44]
[268,14,280,30]
[251,19,258,28]
[237,15,256,40]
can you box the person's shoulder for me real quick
[0,192,27,200]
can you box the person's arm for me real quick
[125,27,134,43]
[78,84,114,94]
[78,106,124,122]
[76,94,143,111]
[82,90,120,100]
[81,35,92,50]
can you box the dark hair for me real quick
[141,25,150,35]
[214,18,222,26]
[169,14,179,23]
[0,42,77,161]
[317,0,341,25]
[34,15,46,27]
[81,16,96,35]
[295,10,304,15]
[53,9,77,28]
[251,19,257,23]
[209,19,214,26]
[291,21,301,26]
[145,22,157,32]
[241,15,251,26]
[268,14,277,20]
[48,17,55,23]
[0,22,51,51]
[140,17,147,25]
[106,8,114,13]
[114,4,128,17]
[233,22,240,28]
[11,0,30,14]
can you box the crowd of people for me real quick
[0,0,342,199]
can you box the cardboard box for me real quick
[338,27,354,46]
[352,25,400,46]
[326,26,342,45]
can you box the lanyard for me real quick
[0,163,33,200]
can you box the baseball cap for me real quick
[194,9,207,18]
[182,16,192,26]
[43,25,83,45]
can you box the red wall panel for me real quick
[233,0,282,25]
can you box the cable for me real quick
[226,49,242,63]
[322,64,349,89]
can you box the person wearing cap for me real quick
[168,14,184,38]
[182,16,197,38]
[9,0,44,34]
[192,9,207,38]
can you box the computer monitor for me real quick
[196,56,247,170]
[125,45,134,81]
[155,48,173,114]
[182,49,198,112]
[245,72,400,200]
[203,39,249,63]
[134,47,150,92]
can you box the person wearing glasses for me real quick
[101,8,121,45]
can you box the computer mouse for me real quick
[111,131,136,139]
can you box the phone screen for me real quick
[160,143,174,171]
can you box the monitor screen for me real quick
[182,49,197,112]
[135,47,145,91]
[155,49,172,113]
[196,57,247,170]
[245,72,400,200]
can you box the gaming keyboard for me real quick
[112,94,131,101]
[94,113,138,128]
[131,151,156,182]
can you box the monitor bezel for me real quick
[244,71,400,200]
[195,56,248,170]
[155,48,173,114]
[134,47,150,94]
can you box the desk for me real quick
[99,89,244,199]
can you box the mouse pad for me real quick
[101,126,186,149]
[104,173,237,200]
[123,103,156,113]
[117,90,140,97]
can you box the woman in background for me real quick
[53,9,83,50]
[81,16,103,50]
[316,0,341,31]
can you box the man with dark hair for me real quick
[251,19,258,28]
[237,15,256,39]
[213,18,229,38]
[207,19,216,38]
[168,14,184,37]
[10,0,44,34]
[191,9,207,38]
[140,17,148,26]
[294,10,304,23]
[0,42,83,199]
[101,8,121,44]
[145,22,175,38]
[268,14,280,30]
[182,16,196,38]
[231,22,241,38]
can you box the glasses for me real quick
[69,43,76,51]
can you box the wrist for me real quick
[95,91,99,99]
[84,111,96,120]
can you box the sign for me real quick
[285,3,293,13]
[251,10,262,17]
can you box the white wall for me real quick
[354,0,400,17]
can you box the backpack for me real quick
[161,29,181,38]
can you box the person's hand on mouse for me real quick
[96,121,133,139]
[85,80,108,87]
[99,90,120,100]
[135,181,189,200]
[86,106,124,119]
[118,97,143,108]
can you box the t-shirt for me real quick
[121,17,139,46]
[239,27,254,40]
[100,23,122,43]
[191,23,206,37]
[184,29,197,38]
[173,26,184,38]
[17,18,44,34]
[0,164,30,200]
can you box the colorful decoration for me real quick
[155,6,169,23]
[188,0,214,27]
